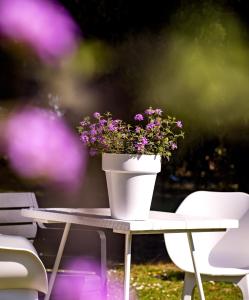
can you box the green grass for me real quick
[107,263,242,300]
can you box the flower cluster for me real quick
[77,107,184,160]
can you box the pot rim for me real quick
[102,152,161,173]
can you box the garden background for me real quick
[0,0,249,277]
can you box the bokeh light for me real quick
[52,257,129,300]
[3,107,86,190]
[0,0,80,63]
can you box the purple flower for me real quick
[154,120,161,126]
[98,136,105,143]
[176,120,183,128]
[99,119,107,126]
[4,107,86,189]
[0,0,80,63]
[112,119,121,126]
[140,137,148,145]
[155,108,163,115]
[134,114,144,121]
[80,120,88,127]
[108,123,116,131]
[144,108,155,115]
[135,126,141,133]
[134,137,148,152]
[90,136,96,143]
[80,134,89,143]
[97,126,104,134]
[90,129,97,136]
[171,142,178,150]
[135,142,144,152]
[93,112,100,119]
[90,124,96,130]
[146,122,155,130]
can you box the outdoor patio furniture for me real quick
[22,207,238,300]
[0,192,48,300]
[0,192,107,300]
[164,191,249,300]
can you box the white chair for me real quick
[164,191,249,300]
[0,192,48,300]
[0,192,107,300]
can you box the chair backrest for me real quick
[164,191,249,273]
[0,192,38,240]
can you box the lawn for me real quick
[107,263,242,300]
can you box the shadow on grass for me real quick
[154,270,184,281]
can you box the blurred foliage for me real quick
[138,2,249,136]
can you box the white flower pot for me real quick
[102,153,161,220]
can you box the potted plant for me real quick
[77,107,184,220]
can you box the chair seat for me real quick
[200,265,249,277]
[165,191,249,299]
[0,234,48,294]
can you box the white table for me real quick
[22,208,238,300]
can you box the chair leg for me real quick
[182,272,196,300]
[97,230,107,299]
[237,275,249,300]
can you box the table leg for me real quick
[187,231,205,300]
[124,233,132,300]
[44,222,71,300]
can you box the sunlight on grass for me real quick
[108,263,242,300]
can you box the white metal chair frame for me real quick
[164,191,249,300]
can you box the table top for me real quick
[21,208,239,234]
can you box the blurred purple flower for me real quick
[80,134,89,143]
[90,124,96,130]
[98,137,105,143]
[144,108,155,115]
[108,123,116,131]
[135,126,141,133]
[90,136,97,143]
[97,126,104,134]
[135,137,148,152]
[112,119,120,126]
[146,122,155,130]
[135,142,144,152]
[140,137,148,145]
[99,119,107,126]
[4,107,86,189]
[90,129,97,136]
[155,108,163,115]
[80,120,89,126]
[170,142,178,150]
[134,114,144,121]
[0,0,80,62]
[93,112,101,119]
[176,120,183,128]
[52,257,107,300]
[154,120,161,126]
[54,257,134,300]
